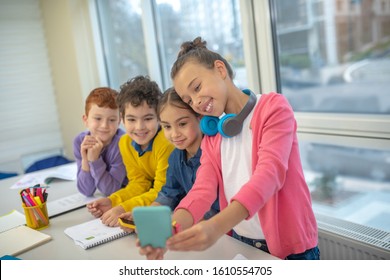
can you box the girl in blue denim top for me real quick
[119,88,219,231]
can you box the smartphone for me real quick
[132,206,172,248]
[118,217,136,229]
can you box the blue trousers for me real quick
[231,230,320,260]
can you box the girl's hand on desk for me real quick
[166,220,220,251]
[137,239,166,260]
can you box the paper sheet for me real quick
[10,163,77,189]
[0,210,26,233]
[47,192,103,218]
[0,225,51,256]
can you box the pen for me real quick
[19,189,26,203]
[27,192,38,206]
[42,189,48,202]
[34,196,42,206]
[36,187,44,203]
[22,192,36,206]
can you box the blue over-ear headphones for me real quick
[200,89,257,138]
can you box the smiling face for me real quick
[122,101,159,150]
[83,104,120,146]
[159,104,202,157]
[173,60,229,117]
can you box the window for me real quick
[272,0,390,114]
[153,0,246,89]
[301,141,390,232]
[96,0,148,89]
[96,0,246,90]
[268,0,390,235]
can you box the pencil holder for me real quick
[22,202,50,230]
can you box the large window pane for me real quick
[272,0,390,114]
[154,0,247,89]
[96,0,148,89]
[271,0,390,244]
[300,140,390,232]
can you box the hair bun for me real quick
[177,37,207,58]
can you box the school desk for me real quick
[0,165,279,260]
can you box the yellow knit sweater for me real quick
[109,129,174,212]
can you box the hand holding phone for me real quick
[119,217,136,230]
[132,206,172,248]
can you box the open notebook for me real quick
[0,210,52,257]
[47,192,103,218]
[11,163,77,189]
[0,210,51,256]
[0,226,51,257]
[64,218,130,249]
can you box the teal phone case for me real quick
[132,206,172,248]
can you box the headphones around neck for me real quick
[200,89,257,138]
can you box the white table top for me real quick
[0,166,279,260]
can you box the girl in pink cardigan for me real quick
[139,37,319,260]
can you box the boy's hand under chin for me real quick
[86,136,104,162]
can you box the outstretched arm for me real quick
[138,201,248,260]
[167,200,248,251]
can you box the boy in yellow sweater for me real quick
[87,76,174,226]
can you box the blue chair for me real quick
[25,155,73,173]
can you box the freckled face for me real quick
[122,102,159,150]
[83,104,120,146]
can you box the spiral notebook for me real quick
[64,218,130,249]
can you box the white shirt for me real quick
[221,95,264,239]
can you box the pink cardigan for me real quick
[176,92,318,259]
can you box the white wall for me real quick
[0,0,103,174]
[41,0,102,161]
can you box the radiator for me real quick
[316,214,390,260]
